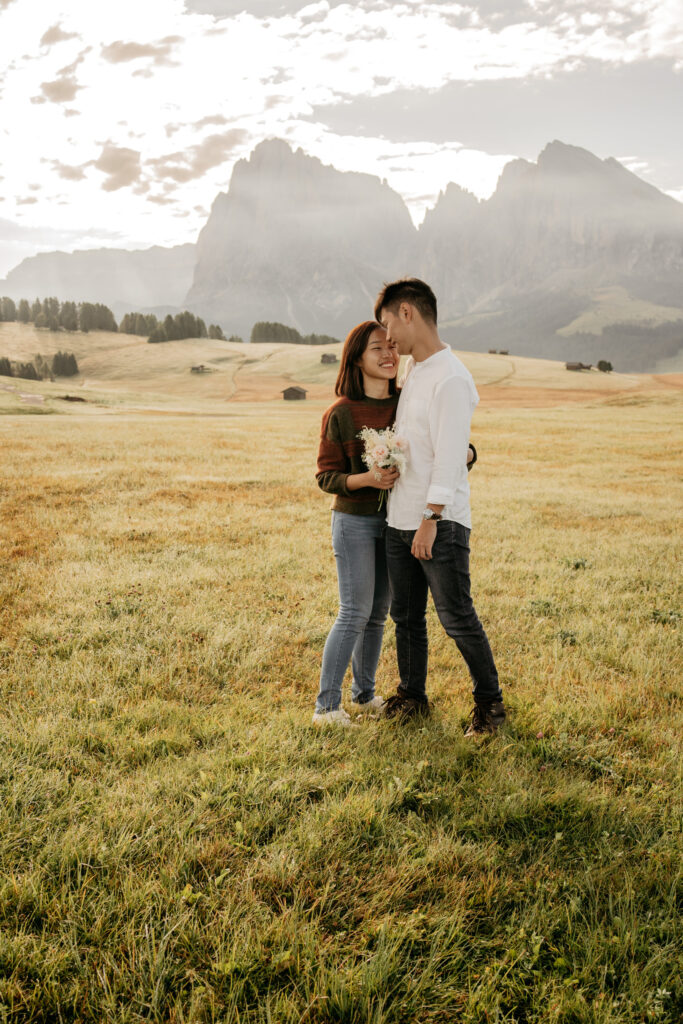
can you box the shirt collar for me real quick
[413,345,450,369]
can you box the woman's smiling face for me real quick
[356,327,399,383]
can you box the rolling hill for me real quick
[1,321,679,416]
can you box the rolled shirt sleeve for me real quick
[426,375,478,506]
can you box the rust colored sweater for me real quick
[316,394,399,515]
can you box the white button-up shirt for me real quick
[387,347,479,531]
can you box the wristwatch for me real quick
[423,508,442,521]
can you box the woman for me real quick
[313,321,400,726]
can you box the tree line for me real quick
[250,321,339,345]
[2,296,345,349]
[0,350,79,381]
[146,311,226,343]
[1,295,117,333]
[0,297,228,343]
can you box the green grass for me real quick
[0,396,681,1022]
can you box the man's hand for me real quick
[412,519,437,560]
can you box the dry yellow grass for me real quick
[0,330,682,1021]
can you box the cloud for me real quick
[33,47,90,105]
[183,0,351,18]
[262,67,290,85]
[0,0,17,9]
[40,24,80,47]
[38,76,82,103]
[16,197,38,205]
[94,145,143,191]
[184,0,307,16]
[306,58,683,182]
[148,129,248,183]
[57,48,92,76]
[52,160,89,181]
[101,37,182,66]
[165,114,229,137]
[196,114,229,129]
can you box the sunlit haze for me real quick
[1,0,682,276]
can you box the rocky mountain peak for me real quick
[536,140,606,176]
[186,138,416,337]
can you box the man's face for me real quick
[379,305,411,355]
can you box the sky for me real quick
[1,0,682,277]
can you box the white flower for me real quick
[358,426,409,473]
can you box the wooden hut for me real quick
[282,386,308,401]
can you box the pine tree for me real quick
[52,351,79,376]
[0,356,11,377]
[78,303,95,332]
[148,324,168,343]
[18,299,30,323]
[94,303,117,331]
[1,297,16,321]
[34,354,55,380]
[16,362,39,380]
[31,298,41,322]
[60,302,78,332]
[163,314,177,341]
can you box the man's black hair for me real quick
[374,278,437,325]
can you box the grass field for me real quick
[0,333,682,1022]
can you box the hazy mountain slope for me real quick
[1,244,196,318]
[423,142,683,368]
[186,139,417,338]
[2,139,682,369]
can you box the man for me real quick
[374,278,505,736]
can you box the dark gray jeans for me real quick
[385,520,502,704]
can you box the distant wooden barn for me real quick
[565,362,592,371]
[321,353,338,364]
[282,386,307,401]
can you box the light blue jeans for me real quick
[315,511,391,713]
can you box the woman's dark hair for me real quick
[334,321,397,400]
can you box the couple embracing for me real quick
[313,278,505,737]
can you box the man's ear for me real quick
[399,302,413,323]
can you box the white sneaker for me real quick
[351,696,386,712]
[312,708,355,727]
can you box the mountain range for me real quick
[3,139,683,371]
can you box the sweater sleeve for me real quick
[316,408,352,496]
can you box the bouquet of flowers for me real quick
[358,426,408,509]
